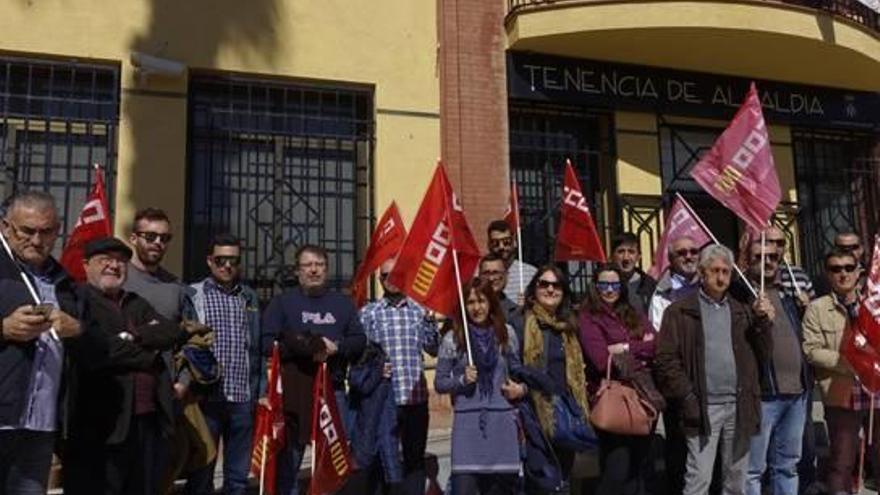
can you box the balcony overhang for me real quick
[506,0,880,91]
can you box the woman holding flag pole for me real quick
[434,277,525,494]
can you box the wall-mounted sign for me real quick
[508,52,880,130]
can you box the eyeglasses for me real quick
[489,237,514,248]
[135,231,173,244]
[537,279,563,290]
[827,264,857,274]
[92,254,126,267]
[595,281,621,292]
[211,256,240,267]
[751,253,780,262]
[675,248,700,258]
[4,220,58,240]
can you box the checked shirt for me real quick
[203,279,250,403]
[359,297,439,405]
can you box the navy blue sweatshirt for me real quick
[263,286,366,389]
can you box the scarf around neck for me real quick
[469,324,498,398]
[523,304,590,438]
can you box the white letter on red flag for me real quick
[554,160,605,262]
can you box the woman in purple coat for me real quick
[579,264,657,495]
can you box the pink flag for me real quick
[690,83,781,231]
[648,197,711,279]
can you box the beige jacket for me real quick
[802,294,856,408]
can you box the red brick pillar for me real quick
[438,0,510,249]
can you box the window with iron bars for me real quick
[793,129,878,279]
[0,56,119,252]
[186,75,374,303]
[509,102,614,296]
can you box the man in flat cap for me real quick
[63,237,212,495]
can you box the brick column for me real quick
[438,0,510,249]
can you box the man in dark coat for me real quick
[64,237,211,495]
[655,244,773,495]
[0,191,82,494]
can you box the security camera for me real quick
[130,51,186,78]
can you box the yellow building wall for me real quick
[614,111,801,268]
[0,0,439,275]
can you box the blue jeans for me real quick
[746,393,807,495]
[0,430,54,495]
[187,401,254,495]
[277,390,349,495]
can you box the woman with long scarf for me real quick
[434,278,526,494]
[579,264,657,495]
[515,264,590,493]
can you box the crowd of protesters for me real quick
[1,188,878,495]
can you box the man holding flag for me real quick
[263,244,365,495]
[803,247,880,495]
[487,219,535,304]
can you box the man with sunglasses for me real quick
[803,248,880,495]
[486,220,536,304]
[649,236,701,332]
[358,257,439,494]
[736,240,811,495]
[0,191,81,494]
[763,227,815,307]
[834,232,867,290]
[186,234,267,495]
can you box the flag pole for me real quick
[513,180,525,299]
[0,229,59,341]
[452,247,474,366]
[675,193,758,298]
[259,435,268,495]
[858,426,866,493]
[760,230,766,298]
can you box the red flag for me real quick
[504,182,520,231]
[555,160,605,262]
[250,344,285,495]
[690,83,781,231]
[350,202,407,307]
[860,235,880,350]
[841,235,880,394]
[60,166,112,281]
[309,363,355,495]
[648,197,712,279]
[386,164,481,316]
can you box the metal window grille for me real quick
[186,75,374,302]
[509,102,614,295]
[0,55,119,252]
[793,129,878,278]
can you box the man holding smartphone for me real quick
[0,191,81,494]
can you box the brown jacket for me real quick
[654,291,772,459]
[802,294,855,408]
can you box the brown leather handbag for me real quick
[589,354,658,436]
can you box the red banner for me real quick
[350,201,406,306]
[309,363,355,495]
[554,160,605,262]
[504,182,520,232]
[386,164,481,316]
[842,235,880,394]
[648,197,711,279]
[861,235,880,350]
[250,344,285,495]
[60,166,112,281]
[690,82,781,231]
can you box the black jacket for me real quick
[68,286,188,445]
[0,253,80,426]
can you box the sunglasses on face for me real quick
[536,279,562,290]
[212,256,240,267]
[675,248,700,258]
[489,237,514,248]
[835,244,860,252]
[595,281,621,292]
[135,231,173,244]
[751,253,780,262]
[827,264,857,274]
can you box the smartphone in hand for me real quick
[31,303,54,319]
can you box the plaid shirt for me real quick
[851,378,880,411]
[359,297,439,405]
[203,279,250,403]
